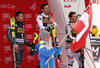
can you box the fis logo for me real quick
[30,2,36,11]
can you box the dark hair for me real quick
[68,11,76,19]
[40,3,48,9]
[15,11,23,17]
[40,10,43,14]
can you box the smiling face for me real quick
[41,5,49,15]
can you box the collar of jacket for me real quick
[16,21,24,26]
[41,13,49,17]
[69,21,74,23]
[41,40,49,45]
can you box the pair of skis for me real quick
[10,17,19,68]
[50,13,67,68]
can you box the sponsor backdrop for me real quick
[59,0,85,25]
[48,0,97,68]
[90,4,100,62]
[90,37,100,61]
[0,0,47,68]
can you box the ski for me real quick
[10,17,17,68]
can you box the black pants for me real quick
[12,45,24,65]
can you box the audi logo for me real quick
[24,14,32,18]
[64,0,78,2]
[2,13,10,18]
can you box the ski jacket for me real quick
[65,21,77,43]
[36,13,57,30]
[7,21,31,48]
[39,40,62,68]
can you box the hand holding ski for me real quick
[13,44,19,51]
[30,32,38,56]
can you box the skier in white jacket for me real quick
[36,3,58,46]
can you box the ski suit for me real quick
[7,21,35,65]
[65,21,82,68]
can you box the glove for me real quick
[53,37,59,46]
[75,49,81,53]
[47,24,55,31]
[30,47,33,56]
[28,43,35,48]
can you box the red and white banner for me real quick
[71,4,92,52]
[85,0,91,8]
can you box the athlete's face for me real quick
[44,36,50,42]
[42,5,49,15]
[70,14,77,23]
[16,14,24,23]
